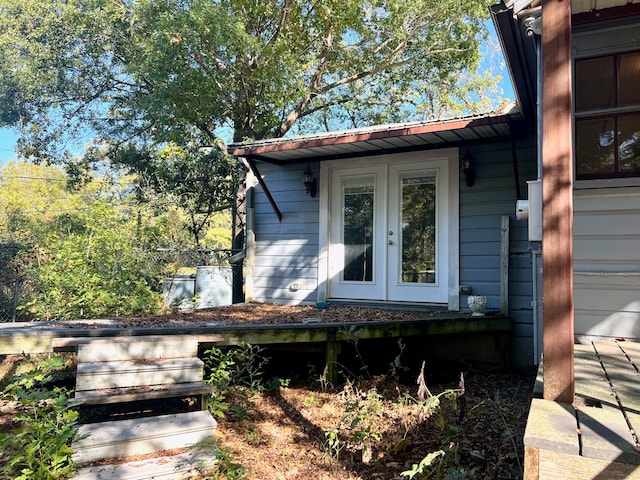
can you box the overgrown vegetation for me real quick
[201,342,532,479]
[0,343,532,479]
[0,161,233,322]
[0,354,79,480]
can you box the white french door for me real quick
[327,158,450,303]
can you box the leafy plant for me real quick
[23,200,165,320]
[323,427,345,461]
[335,381,384,464]
[401,450,446,479]
[203,343,270,420]
[0,354,79,480]
[194,438,248,480]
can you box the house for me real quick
[231,0,640,371]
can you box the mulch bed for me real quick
[39,303,457,329]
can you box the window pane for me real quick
[618,53,640,107]
[400,175,436,284]
[619,114,640,173]
[343,180,374,282]
[575,57,615,110]
[575,117,616,176]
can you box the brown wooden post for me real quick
[541,0,575,403]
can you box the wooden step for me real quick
[75,358,204,391]
[52,335,222,361]
[73,382,215,406]
[72,410,217,465]
[73,447,218,480]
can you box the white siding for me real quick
[574,187,640,339]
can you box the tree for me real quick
[111,142,237,253]
[0,0,499,303]
[0,0,497,159]
[26,200,165,320]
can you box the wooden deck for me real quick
[0,312,512,382]
[525,340,640,479]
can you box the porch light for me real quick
[303,165,317,197]
[462,150,475,187]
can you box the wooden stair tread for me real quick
[52,334,223,347]
[75,357,204,391]
[73,448,218,480]
[72,411,217,465]
[73,382,215,405]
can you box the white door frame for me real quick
[317,149,460,309]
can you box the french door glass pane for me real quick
[343,180,374,282]
[400,175,436,284]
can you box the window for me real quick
[575,52,640,179]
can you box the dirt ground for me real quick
[212,369,535,480]
[1,304,535,479]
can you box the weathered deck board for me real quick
[0,315,512,355]
[525,341,640,480]
[73,447,218,480]
[72,410,217,465]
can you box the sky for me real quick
[0,128,17,164]
[0,22,515,165]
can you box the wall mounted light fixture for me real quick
[303,165,317,197]
[462,150,475,187]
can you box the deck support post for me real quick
[325,332,339,385]
[541,0,575,403]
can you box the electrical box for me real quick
[527,180,542,242]
[516,200,529,220]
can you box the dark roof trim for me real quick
[490,1,537,119]
[231,110,520,161]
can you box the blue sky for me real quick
[0,128,17,164]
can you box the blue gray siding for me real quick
[249,136,538,366]
[249,162,320,305]
[460,136,537,366]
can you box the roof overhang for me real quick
[231,107,525,164]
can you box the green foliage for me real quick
[341,383,383,447]
[23,200,164,320]
[0,354,79,480]
[202,343,270,420]
[401,450,446,479]
[209,444,249,480]
[0,0,497,166]
[110,143,237,250]
[323,427,345,461]
[323,381,384,463]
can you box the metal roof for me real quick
[231,105,522,163]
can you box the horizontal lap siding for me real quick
[573,187,640,339]
[249,137,538,365]
[250,163,320,305]
[460,137,537,366]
